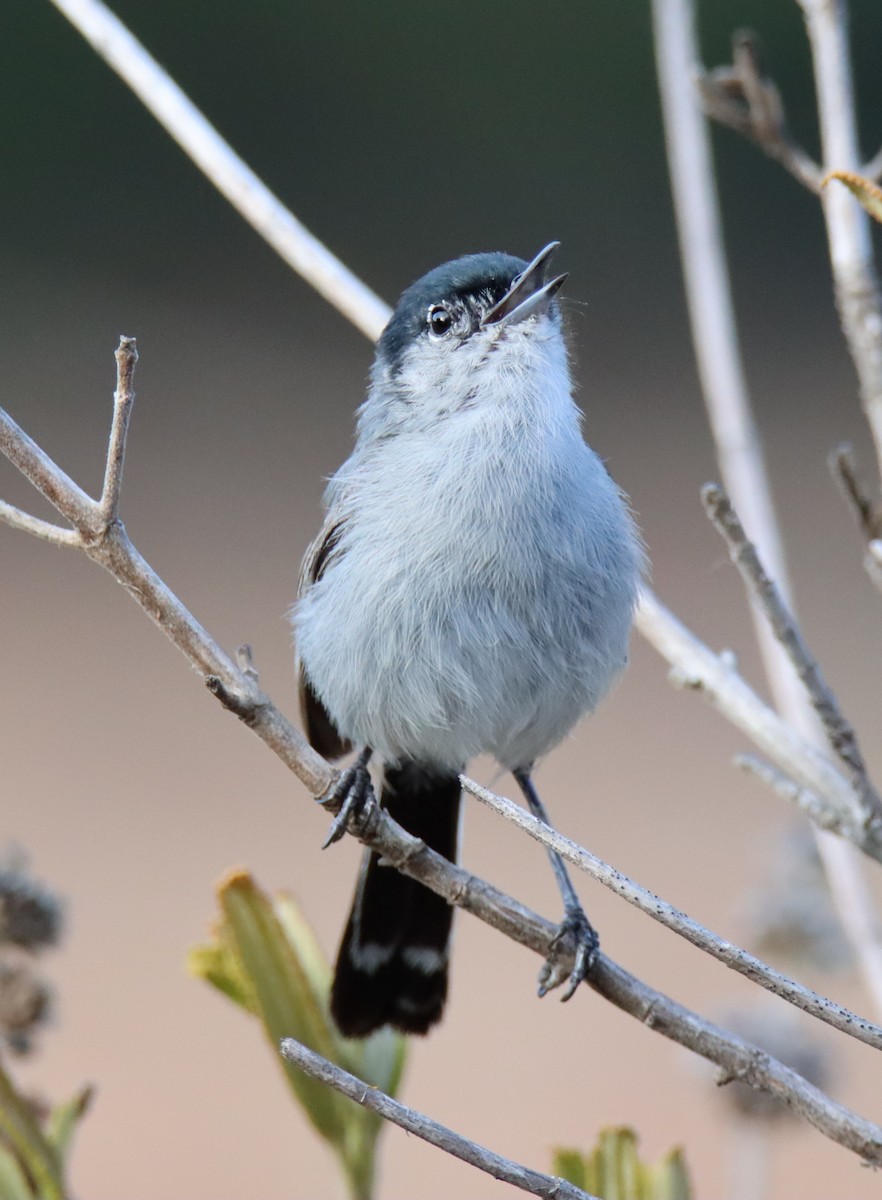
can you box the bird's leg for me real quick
[319,747,375,848]
[512,767,598,1001]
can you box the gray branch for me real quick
[461,775,882,1053]
[863,143,882,183]
[799,0,882,477]
[99,335,137,525]
[280,1038,597,1200]
[702,482,882,831]
[697,30,822,192]
[0,501,80,547]
[635,590,882,860]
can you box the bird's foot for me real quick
[537,906,599,1001]
[319,756,376,849]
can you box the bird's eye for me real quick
[427,305,453,337]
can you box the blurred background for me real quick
[3,1,882,1196]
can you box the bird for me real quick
[293,242,643,1038]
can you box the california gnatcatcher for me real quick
[293,242,644,1037]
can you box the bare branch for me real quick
[0,354,334,802]
[99,335,137,525]
[635,590,882,859]
[798,0,882,479]
[47,0,390,343]
[863,143,882,183]
[698,30,823,192]
[280,1038,597,1200]
[866,540,882,592]
[310,793,882,1163]
[829,444,882,593]
[0,407,99,535]
[0,501,80,547]
[702,482,882,828]
[829,442,882,540]
[369,801,882,1162]
[460,775,882,1054]
[735,753,841,831]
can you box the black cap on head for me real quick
[378,252,527,369]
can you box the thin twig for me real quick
[798,0,882,478]
[697,30,823,192]
[864,143,882,183]
[866,541,882,592]
[235,644,260,687]
[829,443,882,594]
[736,753,838,829]
[0,407,99,535]
[635,590,882,859]
[829,443,882,541]
[3,349,882,1161]
[460,775,882,1054]
[0,343,334,802]
[99,335,137,525]
[702,482,882,828]
[47,0,390,343]
[280,1039,596,1200]
[0,501,80,547]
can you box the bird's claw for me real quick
[537,907,599,1001]
[319,761,376,849]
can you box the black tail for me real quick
[330,762,461,1038]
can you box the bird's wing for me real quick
[296,513,353,761]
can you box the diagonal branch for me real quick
[829,443,882,594]
[280,1038,597,1200]
[460,775,882,1053]
[863,142,882,184]
[635,590,881,859]
[0,501,80,547]
[48,0,389,343]
[356,797,882,1164]
[702,482,882,829]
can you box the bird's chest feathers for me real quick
[357,402,578,584]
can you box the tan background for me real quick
[3,1,882,1197]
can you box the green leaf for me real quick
[553,1128,692,1200]
[217,872,351,1145]
[0,1060,64,1200]
[45,1086,93,1165]
[191,872,409,1199]
[0,1144,35,1200]
[823,171,882,225]
[187,932,256,1014]
[272,891,333,1008]
[553,1148,587,1189]
[356,1025,407,1098]
[649,1148,691,1200]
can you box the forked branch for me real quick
[697,30,822,192]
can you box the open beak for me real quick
[481,241,567,328]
